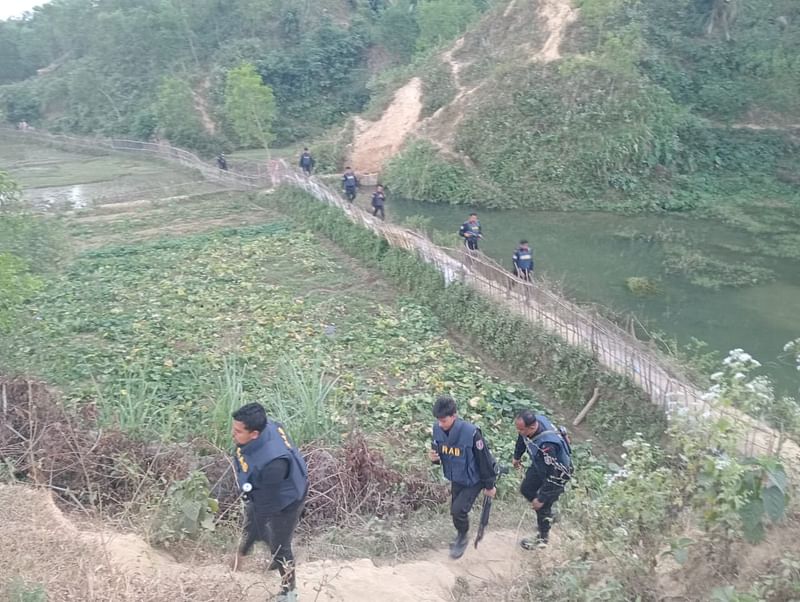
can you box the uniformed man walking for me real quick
[429,395,497,559]
[231,402,308,602]
[299,147,315,176]
[512,240,534,281]
[342,166,359,202]
[459,213,482,251]
[512,409,572,549]
[371,184,386,220]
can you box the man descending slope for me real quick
[512,409,572,550]
[231,402,308,602]
[429,395,497,559]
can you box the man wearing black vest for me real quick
[512,409,572,550]
[231,403,308,602]
[429,395,497,559]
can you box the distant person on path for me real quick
[216,153,228,171]
[342,167,359,202]
[371,184,386,220]
[299,147,315,176]
[512,240,534,281]
[429,395,497,559]
[459,213,482,251]
[231,402,308,602]
[512,409,572,550]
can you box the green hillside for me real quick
[1,0,798,207]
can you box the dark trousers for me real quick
[520,468,561,540]
[241,497,305,592]
[451,482,483,535]
[372,205,385,219]
[345,188,356,201]
[514,267,532,281]
[464,238,479,251]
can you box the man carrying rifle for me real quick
[512,409,573,550]
[429,395,496,559]
[459,213,482,251]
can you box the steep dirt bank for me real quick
[1,484,555,601]
[349,78,423,174]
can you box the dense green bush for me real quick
[383,140,501,206]
[420,59,457,118]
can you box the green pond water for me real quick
[387,198,800,394]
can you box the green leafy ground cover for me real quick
[1,195,554,464]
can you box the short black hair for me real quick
[345,166,351,169]
[520,239,528,245]
[232,402,267,433]
[433,395,458,418]
[515,409,538,427]
[304,147,309,151]
[469,212,478,217]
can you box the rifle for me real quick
[474,463,509,548]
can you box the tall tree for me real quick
[223,62,276,152]
[155,75,205,148]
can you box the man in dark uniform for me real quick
[429,395,497,559]
[231,402,308,602]
[216,153,228,171]
[299,147,315,176]
[371,184,386,220]
[512,409,572,549]
[342,167,359,202]
[512,240,534,281]
[459,213,482,251]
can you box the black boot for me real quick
[449,531,469,559]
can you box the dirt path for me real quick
[193,77,217,135]
[1,484,548,601]
[730,122,800,131]
[533,0,579,63]
[349,78,423,174]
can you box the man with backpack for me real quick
[429,395,497,559]
[512,409,572,549]
[512,240,534,281]
[298,148,315,176]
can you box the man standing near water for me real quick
[512,240,534,281]
[459,213,482,251]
